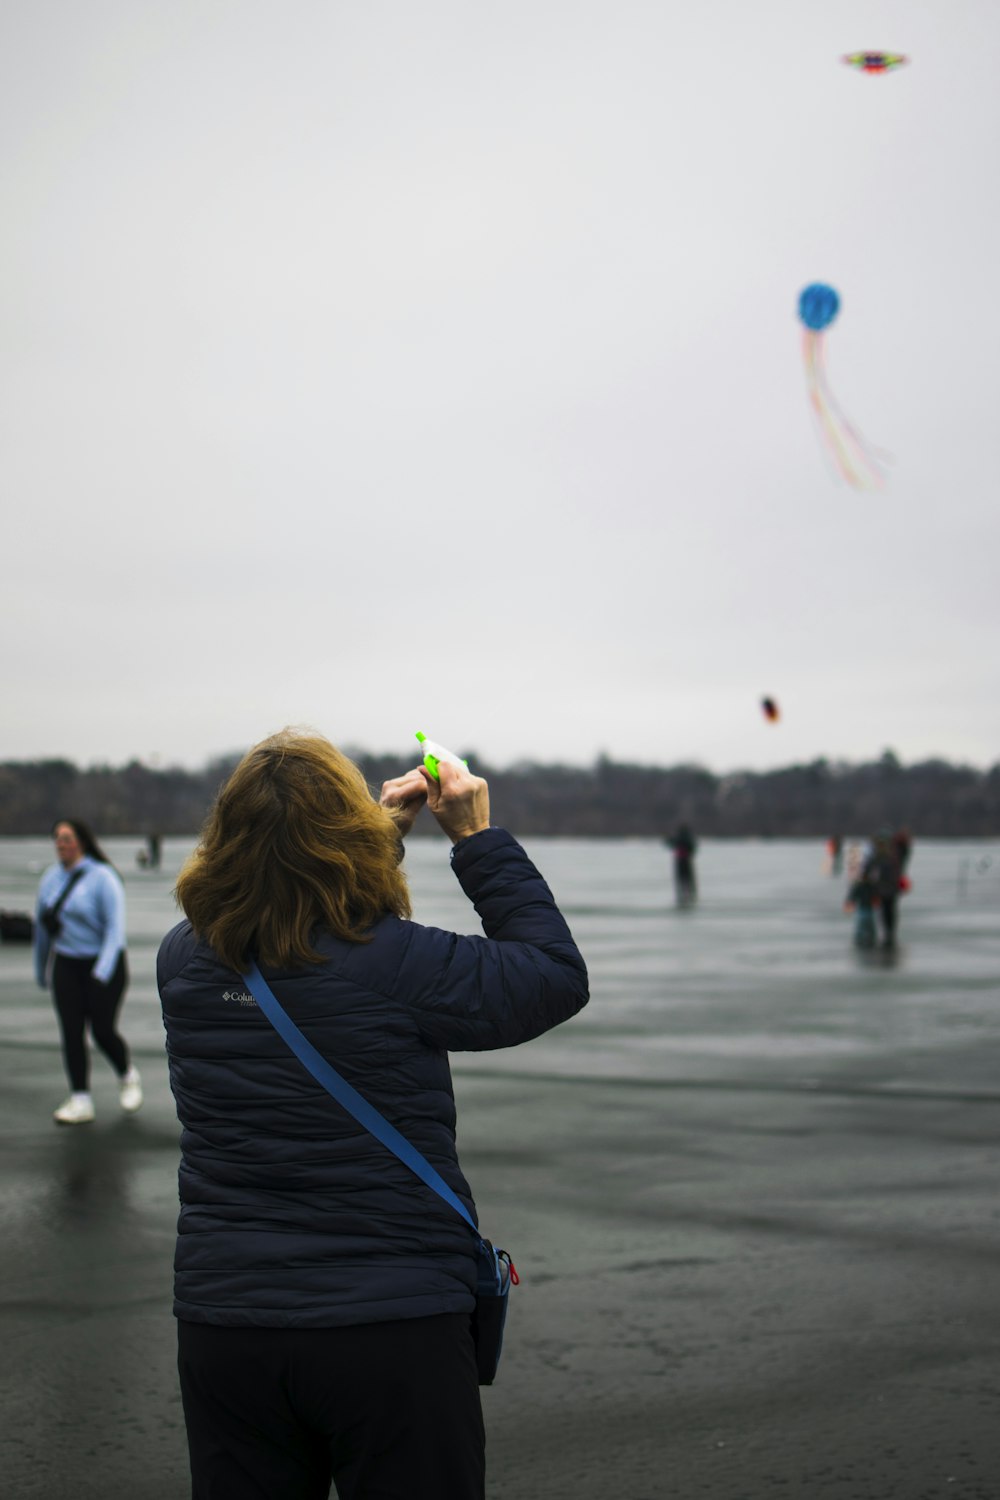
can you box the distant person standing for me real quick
[35,820,142,1124]
[826,835,843,876]
[137,833,161,870]
[666,825,698,905]
[863,830,903,950]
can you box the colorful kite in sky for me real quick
[797,283,887,490]
[761,697,780,724]
[842,52,908,74]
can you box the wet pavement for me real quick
[2,837,999,1498]
[1,1046,188,1497]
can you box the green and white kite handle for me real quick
[415,732,468,780]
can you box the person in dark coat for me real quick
[158,730,588,1500]
[665,824,698,904]
[863,830,903,949]
[893,826,913,877]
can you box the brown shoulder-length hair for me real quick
[175,730,411,972]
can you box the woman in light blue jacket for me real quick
[35,819,142,1124]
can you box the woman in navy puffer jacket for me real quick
[158,730,588,1500]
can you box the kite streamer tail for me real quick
[802,331,889,490]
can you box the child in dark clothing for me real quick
[844,875,877,949]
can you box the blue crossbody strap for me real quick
[242,960,480,1238]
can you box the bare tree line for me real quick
[1,748,997,839]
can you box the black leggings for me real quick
[177,1314,485,1500]
[51,953,129,1091]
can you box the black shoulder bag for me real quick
[40,867,86,938]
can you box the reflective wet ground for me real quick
[1,837,998,1498]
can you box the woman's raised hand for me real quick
[379,768,429,837]
[420,760,491,845]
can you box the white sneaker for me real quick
[119,1066,143,1113]
[54,1094,95,1125]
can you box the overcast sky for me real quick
[3,0,998,774]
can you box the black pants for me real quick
[51,953,129,1091]
[177,1314,485,1500]
[879,894,898,944]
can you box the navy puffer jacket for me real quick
[158,828,588,1329]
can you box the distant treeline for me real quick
[1,749,998,838]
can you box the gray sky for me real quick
[3,0,998,773]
